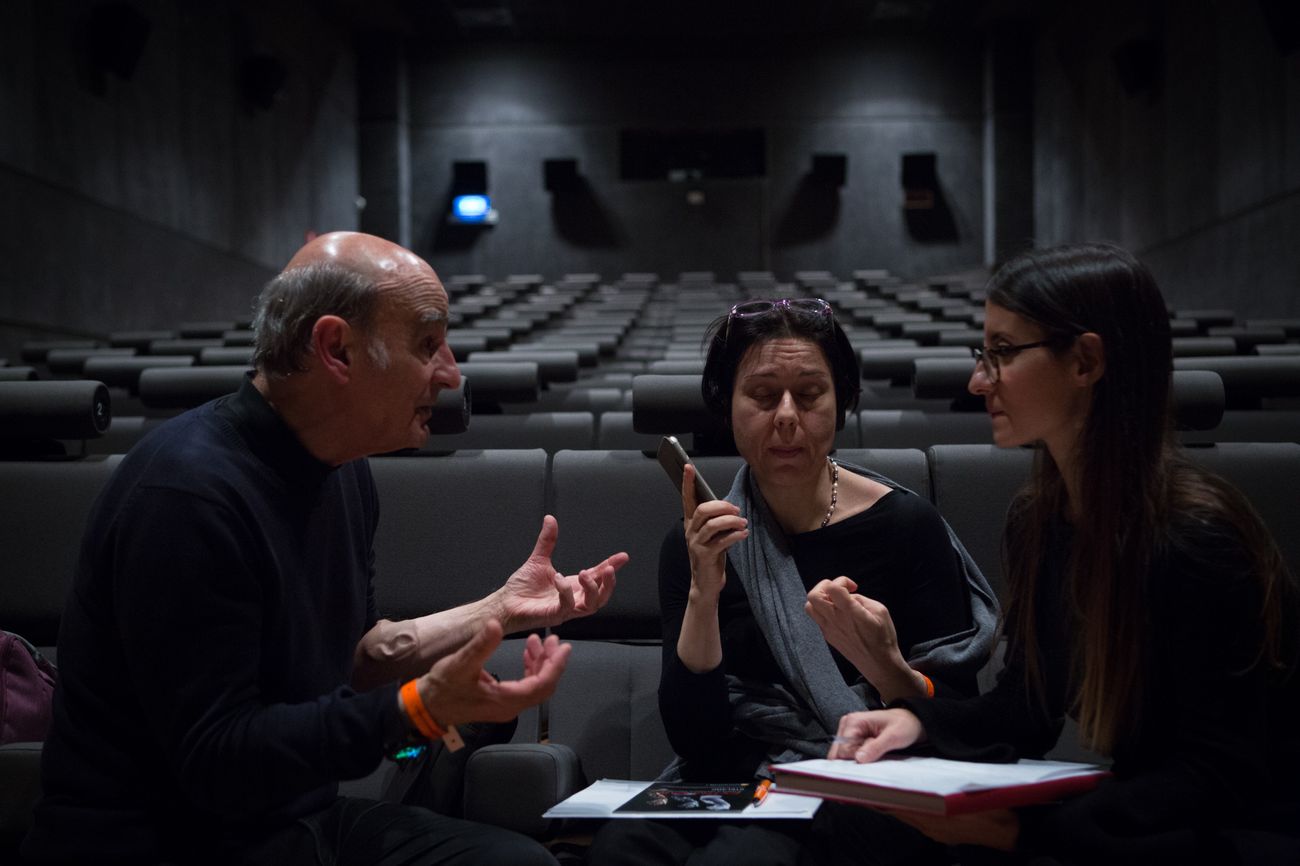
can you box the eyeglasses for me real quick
[969,340,1058,384]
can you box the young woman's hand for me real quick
[829,708,924,763]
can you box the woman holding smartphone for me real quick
[828,243,1300,864]
[588,297,999,865]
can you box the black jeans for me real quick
[238,797,556,866]
[585,802,953,866]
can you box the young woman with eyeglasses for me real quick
[829,243,1300,864]
[587,298,999,865]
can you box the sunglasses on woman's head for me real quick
[728,297,834,321]
[724,298,835,343]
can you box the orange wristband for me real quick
[400,679,446,740]
[921,673,935,698]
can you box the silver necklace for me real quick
[820,457,839,529]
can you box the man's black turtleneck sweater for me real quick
[25,378,407,863]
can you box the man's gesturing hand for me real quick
[499,515,629,632]
[415,620,571,726]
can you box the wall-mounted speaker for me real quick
[901,152,937,209]
[452,161,488,195]
[811,153,847,187]
[900,151,957,241]
[543,158,580,192]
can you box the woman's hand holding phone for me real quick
[674,462,747,673]
[679,463,747,602]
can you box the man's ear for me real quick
[1073,332,1106,387]
[312,315,353,383]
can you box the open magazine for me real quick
[616,781,758,814]
[543,779,821,820]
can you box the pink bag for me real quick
[0,630,57,744]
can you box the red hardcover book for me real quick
[770,757,1110,816]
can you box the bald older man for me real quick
[25,233,628,865]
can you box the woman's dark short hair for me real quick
[700,299,861,430]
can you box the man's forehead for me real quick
[383,274,449,328]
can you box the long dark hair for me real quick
[993,242,1293,752]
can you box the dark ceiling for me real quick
[324,0,1024,45]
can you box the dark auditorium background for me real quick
[2,0,1298,364]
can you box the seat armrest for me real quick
[463,743,584,840]
[0,742,44,841]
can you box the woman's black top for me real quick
[659,488,978,777]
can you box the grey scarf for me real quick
[722,459,999,767]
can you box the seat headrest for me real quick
[908,358,984,410]
[45,347,137,375]
[466,350,579,384]
[139,366,248,409]
[912,359,1227,430]
[428,383,471,435]
[457,361,540,406]
[1173,356,1300,406]
[0,367,38,382]
[631,375,730,451]
[1171,337,1238,357]
[447,332,489,361]
[514,341,601,366]
[109,330,177,350]
[0,380,111,440]
[198,347,254,366]
[911,358,978,400]
[19,340,99,364]
[83,355,194,393]
[147,338,222,358]
[1172,370,1226,431]
[860,347,969,382]
[648,360,705,375]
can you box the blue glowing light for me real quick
[452,195,490,221]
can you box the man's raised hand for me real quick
[498,515,628,632]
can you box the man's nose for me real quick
[432,342,461,391]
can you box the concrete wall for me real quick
[400,35,993,282]
[0,0,359,363]
[1033,0,1300,316]
[9,0,1292,363]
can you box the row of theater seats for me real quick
[8,352,1299,461]
[4,383,1299,844]
[6,268,1299,457]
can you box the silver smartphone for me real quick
[657,435,717,502]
